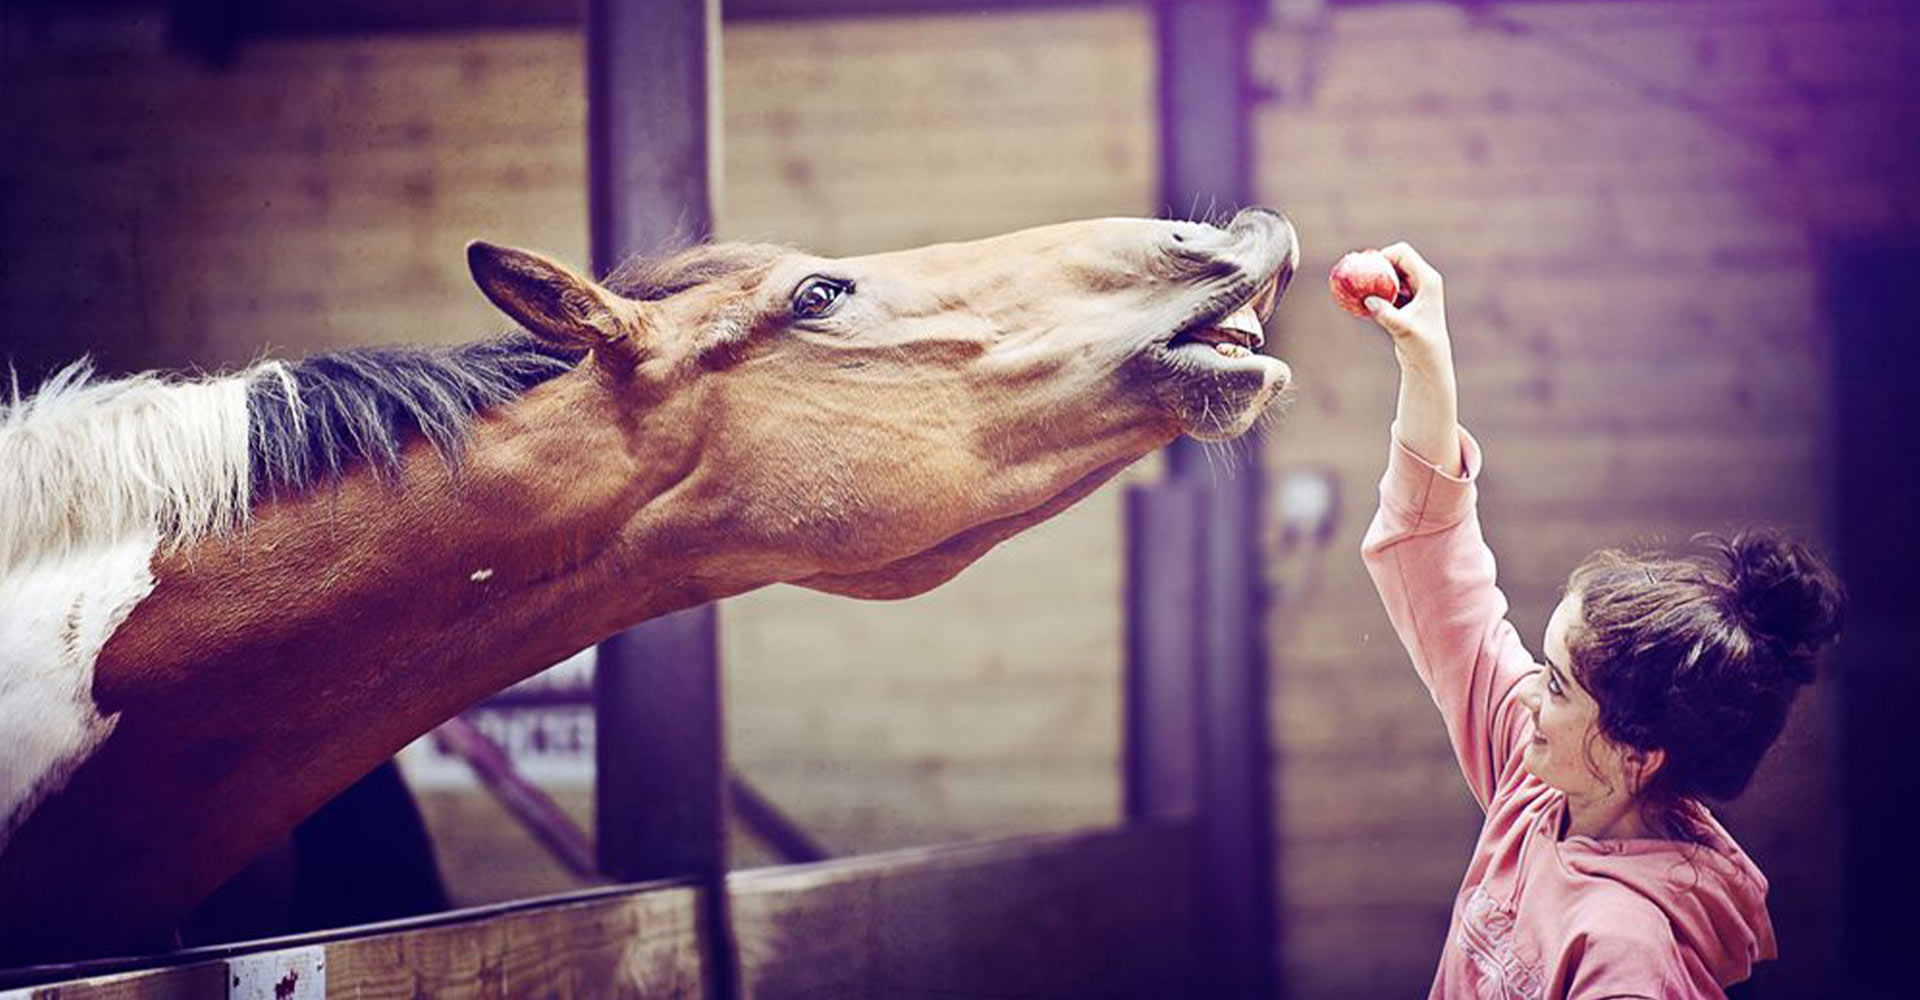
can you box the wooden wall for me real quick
[1257,2,1917,995]
[5,1,1915,997]
[0,0,1157,930]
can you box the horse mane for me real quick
[0,240,792,571]
[1,364,254,570]
[603,240,791,301]
[248,240,794,496]
[246,332,581,496]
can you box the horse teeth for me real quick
[1214,342,1249,358]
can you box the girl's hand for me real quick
[1365,242,1452,374]
[1364,241,1462,475]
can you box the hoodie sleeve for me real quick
[1361,425,1538,811]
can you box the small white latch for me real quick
[227,945,325,1000]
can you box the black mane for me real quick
[245,332,581,495]
[243,240,790,496]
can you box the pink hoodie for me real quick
[1361,427,1777,1000]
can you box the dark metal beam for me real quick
[1123,482,1201,818]
[1826,241,1920,1000]
[1193,438,1277,999]
[727,775,830,865]
[586,1,734,998]
[437,717,597,880]
[1127,2,1278,998]
[587,0,717,279]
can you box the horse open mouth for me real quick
[1146,241,1295,440]
[1165,270,1285,363]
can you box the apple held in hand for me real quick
[1329,250,1406,317]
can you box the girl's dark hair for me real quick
[1566,530,1845,823]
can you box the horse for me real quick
[0,208,1297,964]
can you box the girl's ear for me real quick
[1627,746,1668,795]
[467,241,651,366]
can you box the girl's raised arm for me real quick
[1355,242,1539,808]
[1367,242,1462,476]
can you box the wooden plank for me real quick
[2,886,707,1000]
[1253,2,1918,100]
[720,759,1121,855]
[6,822,1200,1000]
[0,962,228,1000]
[414,788,598,908]
[729,823,1196,1000]
[322,888,706,1000]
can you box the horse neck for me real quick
[0,369,770,961]
[95,368,723,724]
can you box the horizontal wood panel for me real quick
[11,825,1192,1000]
[725,759,1120,856]
[0,962,228,1000]
[321,890,705,1000]
[730,822,1194,1000]
[415,788,599,908]
[1255,4,1920,103]
[3,885,705,1000]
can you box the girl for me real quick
[1357,243,1845,998]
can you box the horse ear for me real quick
[467,241,647,363]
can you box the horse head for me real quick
[468,207,1298,600]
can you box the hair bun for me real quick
[1716,530,1846,681]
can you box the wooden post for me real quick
[1127,2,1279,997]
[586,1,734,997]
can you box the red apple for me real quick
[1329,250,1405,318]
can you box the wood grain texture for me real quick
[1255,2,1913,995]
[13,826,1194,1000]
[730,822,1196,1000]
[5,888,707,1000]
[321,889,706,1000]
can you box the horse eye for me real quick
[792,276,851,320]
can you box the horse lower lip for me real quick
[1168,337,1257,360]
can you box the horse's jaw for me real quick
[789,446,1158,601]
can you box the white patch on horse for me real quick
[0,533,158,851]
[1,365,254,570]
[469,568,494,582]
[2,366,254,849]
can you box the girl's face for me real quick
[1518,593,1644,808]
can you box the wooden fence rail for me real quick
[4,822,1194,1000]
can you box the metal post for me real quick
[585,1,734,997]
[1126,1,1279,997]
[1124,482,1203,819]
[1827,243,1920,1000]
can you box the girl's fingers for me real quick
[1365,296,1411,338]
[1380,242,1442,297]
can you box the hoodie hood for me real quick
[1555,800,1777,987]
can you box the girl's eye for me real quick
[792,276,851,320]
[1546,673,1565,697]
